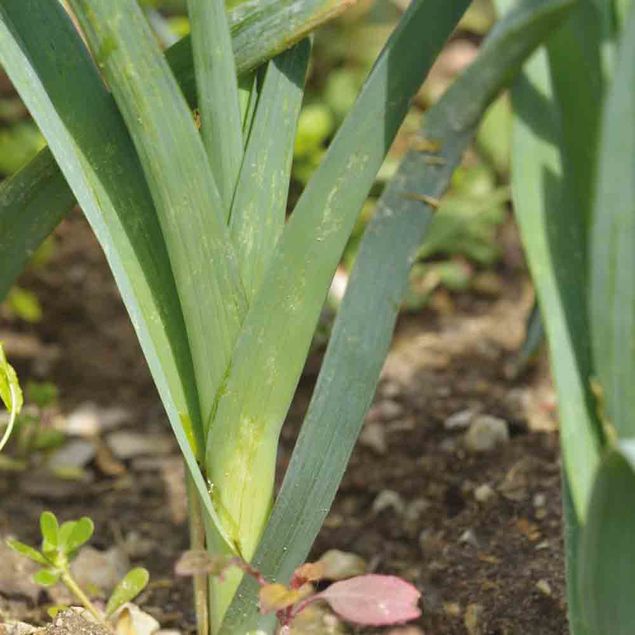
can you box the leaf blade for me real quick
[105,567,150,617]
[229,40,310,300]
[70,0,247,430]
[0,148,74,302]
[589,2,635,438]
[0,0,352,313]
[187,0,244,212]
[207,0,470,567]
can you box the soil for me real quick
[0,212,567,634]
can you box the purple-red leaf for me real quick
[315,574,421,626]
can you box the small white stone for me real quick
[444,409,475,431]
[536,579,552,596]
[372,489,405,515]
[474,483,495,503]
[464,415,510,453]
[359,422,387,454]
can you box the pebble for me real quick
[112,604,160,635]
[536,579,552,597]
[48,439,96,470]
[381,380,401,399]
[474,483,495,503]
[0,541,41,601]
[464,415,510,453]
[318,549,367,579]
[359,422,387,454]
[444,409,475,431]
[0,622,38,634]
[458,528,480,549]
[70,546,129,595]
[64,403,130,437]
[372,490,405,515]
[106,430,174,460]
[443,602,461,617]
[368,399,404,422]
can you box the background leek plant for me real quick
[496,0,635,632]
[0,0,605,632]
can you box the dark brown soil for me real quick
[0,213,567,634]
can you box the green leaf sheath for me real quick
[206,0,470,569]
[69,0,247,429]
[579,441,635,635]
[562,470,592,635]
[0,0,353,303]
[229,40,311,301]
[546,1,608,233]
[0,0,236,550]
[187,0,244,213]
[590,3,635,438]
[0,148,74,302]
[508,49,601,520]
[221,1,576,632]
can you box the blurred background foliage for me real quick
[1,0,513,325]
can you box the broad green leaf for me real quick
[207,0,470,585]
[59,517,94,554]
[0,0,353,314]
[105,567,150,617]
[70,0,247,429]
[221,0,574,631]
[507,47,601,519]
[229,40,311,300]
[34,569,61,587]
[0,148,73,302]
[0,342,22,452]
[578,440,635,635]
[187,0,244,212]
[589,4,635,438]
[6,539,49,566]
[0,0,232,551]
[40,512,59,551]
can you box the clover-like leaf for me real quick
[33,568,61,587]
[315,575,421,626]
[39,511,59,552]
[105,567,150,617]
[58,517,94,555]
[6,538,49,565]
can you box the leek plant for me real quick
[496,0,635,632]
[0,0,575,632]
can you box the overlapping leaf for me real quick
[0,0,354,303]
[206,0,470,572]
